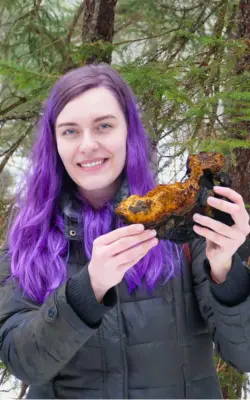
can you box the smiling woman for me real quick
[0,63,250,400]
[55,87,128,207]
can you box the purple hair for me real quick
[5,64,183,304]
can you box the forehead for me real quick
[56,87,123,125]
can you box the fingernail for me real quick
[136,224,144,231]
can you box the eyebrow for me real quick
[56,114,117,129]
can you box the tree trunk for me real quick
[227,148,250,205]
[82,0,118,64]
[220,2,250,396]
[226,0,250,225]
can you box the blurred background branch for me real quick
[0,0,250,398]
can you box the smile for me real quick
[77,158,108,171]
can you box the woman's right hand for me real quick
[88,224,158,302]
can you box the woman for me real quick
[0,63,250,399]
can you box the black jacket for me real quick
[1,191,250,399]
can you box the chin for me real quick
[77,179,114,193]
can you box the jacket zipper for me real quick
[115,285,128,399]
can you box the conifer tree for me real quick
[0,0,249,397]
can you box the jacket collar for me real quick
[60,178,129,241]
[59,191,83,241]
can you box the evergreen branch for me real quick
[66,1,85,44]
[215,114,227,130]
[0,363,10,386]
[16,37,68,63]
[114,13,143,35]
[164,1,226,65]
[158,123,188,143]
[173,3,229,139]
[0,112,38,126]
[194,2,226,34]
[0,127,31,174]
[113,28,182,47]
[27,22,70,61]
[203,2,228,135]
[160,3,206,14]
[12,0,43,24]
[225,3,238,38]
[158,147,187,181]
[145,13,190,63]
[0,62,58,81]
[0,66,57,118]
[199,0,229,68]
[0,97,27,117]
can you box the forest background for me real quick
[0,0,250,398]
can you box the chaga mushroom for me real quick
[115,152,234,243]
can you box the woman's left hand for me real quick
[192,186,250,283]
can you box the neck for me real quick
[79,178,122,208]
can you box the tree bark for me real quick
[226,0,250,214]
[227,148,250,204]
[82,0,118,64]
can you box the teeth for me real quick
[79,159,104,168]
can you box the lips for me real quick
[77,158,107,167]
[77,158,109,170]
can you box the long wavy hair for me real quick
[5,64,183,304]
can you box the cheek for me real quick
[121,135,128,159]
[56,140,73,163]
[114,130,127,156]
[113,140,127,163]
[104,130,127,156]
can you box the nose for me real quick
[78,130,99,153]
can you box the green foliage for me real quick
[119,62,191,104]
[198,138,250,153]
[0,61,57,93]
[1,0,250,397]
[72,41,115,65]
[0,361,10,385]
[215,354,248,399]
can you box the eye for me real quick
[62,128,78,136]
[97,123,112,131]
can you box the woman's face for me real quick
[55,87,127,200]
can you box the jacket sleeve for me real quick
[190,237,250,372]
[0,247,114,385]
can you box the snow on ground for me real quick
[0,376,22,399]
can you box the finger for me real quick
[119,255,145,274]
[215,188,250,233]
[115,237,158,266]
[118,242,157,273]
[213,186,245,207]
[207,196,240,215]
[193,224,230,247]
[193,213,238,239]
[206,196,247,228]
[108,229,157,256]
[96,224,145,245]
